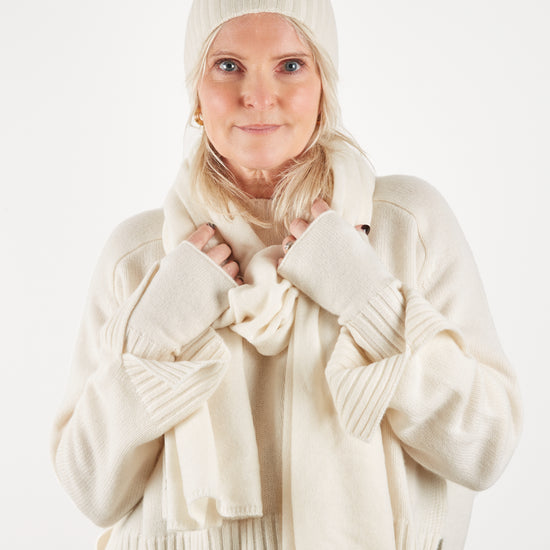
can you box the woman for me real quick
[51,1,522,549]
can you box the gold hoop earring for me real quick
[194,109,204,126]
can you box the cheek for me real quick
[199,83,236,122]
[198,85,236,151]
[288,80,322,125]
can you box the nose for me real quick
[241,72,277,110]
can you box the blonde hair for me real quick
[187,15,362,232]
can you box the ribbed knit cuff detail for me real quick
[326,283,461,443]
[122,328,231,426]
[278,211,396,319]
[343,281,406,361]
[126,241,237,358]
[326,328,409,442]
[344,282,459,361]
[400,288,460,352]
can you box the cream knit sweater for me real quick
[51,171,521,550]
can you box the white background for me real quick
[1,0,548,547]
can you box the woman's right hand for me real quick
[123,222,242,360]
[187,223,243,284]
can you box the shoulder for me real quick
[92,209,165,303]
[373,174,463,243]
[373,174,476,285]
[374,174,454,222]
[104,208,164,258]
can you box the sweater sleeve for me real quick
[51,215,235,527]
[278,182,522,492]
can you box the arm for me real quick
[51,218,237,526]
[278,190,522,491]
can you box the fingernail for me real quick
[361,224,371,236]
[236,275,244,284]
[207,222,216,230]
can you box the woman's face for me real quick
[198,13,322,185]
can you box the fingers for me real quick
[204,242,241,281]
[222,259,241,280]
[288,198,330,238]
[312,201,369,236]
[206,243,241,279]
[285,200,325,251]
[283,202,372,265]
[222,260,238,278]
[311,198,330,218]
[289,218,309,239]
[282,235,297,254]
[280,235,297,266]
[206,243,231,264]
[187,223,216,250]
[186,223,242,283]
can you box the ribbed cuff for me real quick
[343,281,406,361]
[343,282,459,361]
[122,329,231,426]
[326,328,409,442]
[400,287,460,352]
[327,284,460,443]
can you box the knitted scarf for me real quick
[161,141,398,548]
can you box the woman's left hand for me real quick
[281,199,369,255]
[281,198,328,253]
[277,198,395,320]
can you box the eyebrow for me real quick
[208,50,312,60]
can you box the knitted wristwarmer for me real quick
[278,210,397,323]
[126,241,236,359]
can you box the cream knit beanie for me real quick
[184,0,338,90]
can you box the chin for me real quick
[236,151,295,172]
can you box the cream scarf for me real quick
[161,142,398,548]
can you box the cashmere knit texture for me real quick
[51,163,522,549]
[158,144,393,547]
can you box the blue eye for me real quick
[283,60,302,72]
[218,60,239,72]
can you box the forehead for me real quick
[209,12,310,55]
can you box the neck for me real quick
[227,162,287,199]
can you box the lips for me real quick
[236,124,282,135]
